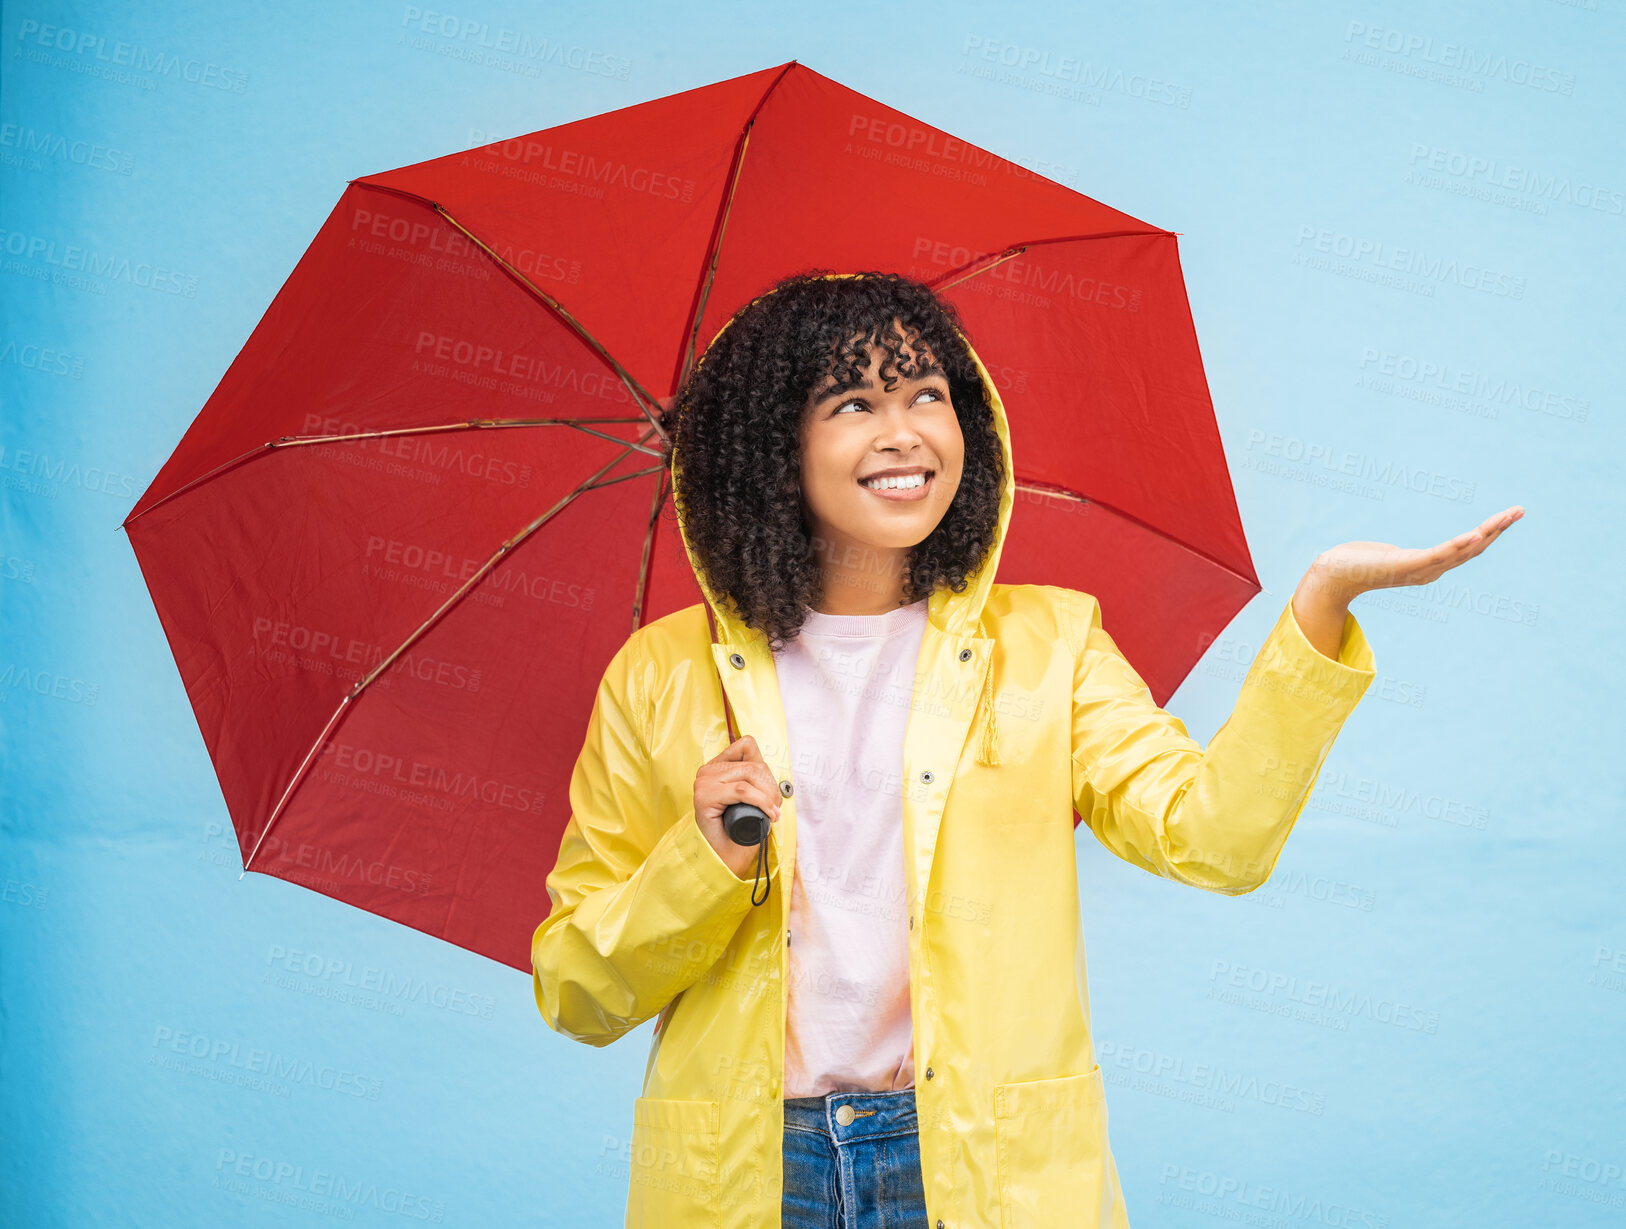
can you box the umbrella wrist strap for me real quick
[749,837,769,906]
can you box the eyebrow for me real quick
[812,363,948,407]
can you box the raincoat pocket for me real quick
[626,1097,721,1227]
[993,1066,1110,1228]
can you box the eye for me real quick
[832,387,948,415]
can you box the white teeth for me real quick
[861,473,927,490]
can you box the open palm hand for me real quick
[1312,505,1525,602]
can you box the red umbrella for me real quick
[123,59,1256,973]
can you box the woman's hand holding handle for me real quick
[693,735,782,879]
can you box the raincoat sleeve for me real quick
[532,634,758,1046]
[1068,591,1376,894]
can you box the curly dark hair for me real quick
[662,270,1006,650]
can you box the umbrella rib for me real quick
[288,418,662,456]
[931,246,1029,294]
[123,418,658,528]
[239,437,653,878]
[630,465,671,636]
[924,227,1175,295]
[1013,479,1258,590]
[672,61,798,394]
[589,464,665,490]
[675,127,754,391]
[429,201,671,450]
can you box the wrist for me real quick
[1299,559,1361,609]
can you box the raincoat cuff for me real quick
[670,805,760,898]
[1263,598,1377,707]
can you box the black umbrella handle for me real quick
[723,802,769,847]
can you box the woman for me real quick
[532,271,1521,1229]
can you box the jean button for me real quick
[835,1104,855,1126]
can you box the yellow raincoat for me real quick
[532,324,1377,1228]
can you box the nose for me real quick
[871,402,926,453]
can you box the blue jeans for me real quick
[782,1088,929,1228]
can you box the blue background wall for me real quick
[4,1,1621,1225]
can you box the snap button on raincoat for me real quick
[532,330,1377,1228]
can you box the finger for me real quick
[1417,509,1519,577]
[1419,536,1489,579]
[707,762,773,785]
[1479,505,1525,543]
[708,762,783,799]
[724,776,782,817]
[711,735,758,763]
[745,764,784,816]
[1437,531,1488,560]
[1449,518,1509,557]
[1455,505,1524,549]
[1444,514,1503,554]
[735,764,785,804]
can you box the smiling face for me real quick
[797,318,965,613]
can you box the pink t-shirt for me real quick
[772,597,929,1098]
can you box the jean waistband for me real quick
[783,1088,918,1142]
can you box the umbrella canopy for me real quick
[123,59,1256,973]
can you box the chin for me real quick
[850,521,944,552]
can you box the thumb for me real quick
[712,734,757,763]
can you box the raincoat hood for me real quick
[667,273,1017,765]
[668,273,1016,651]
